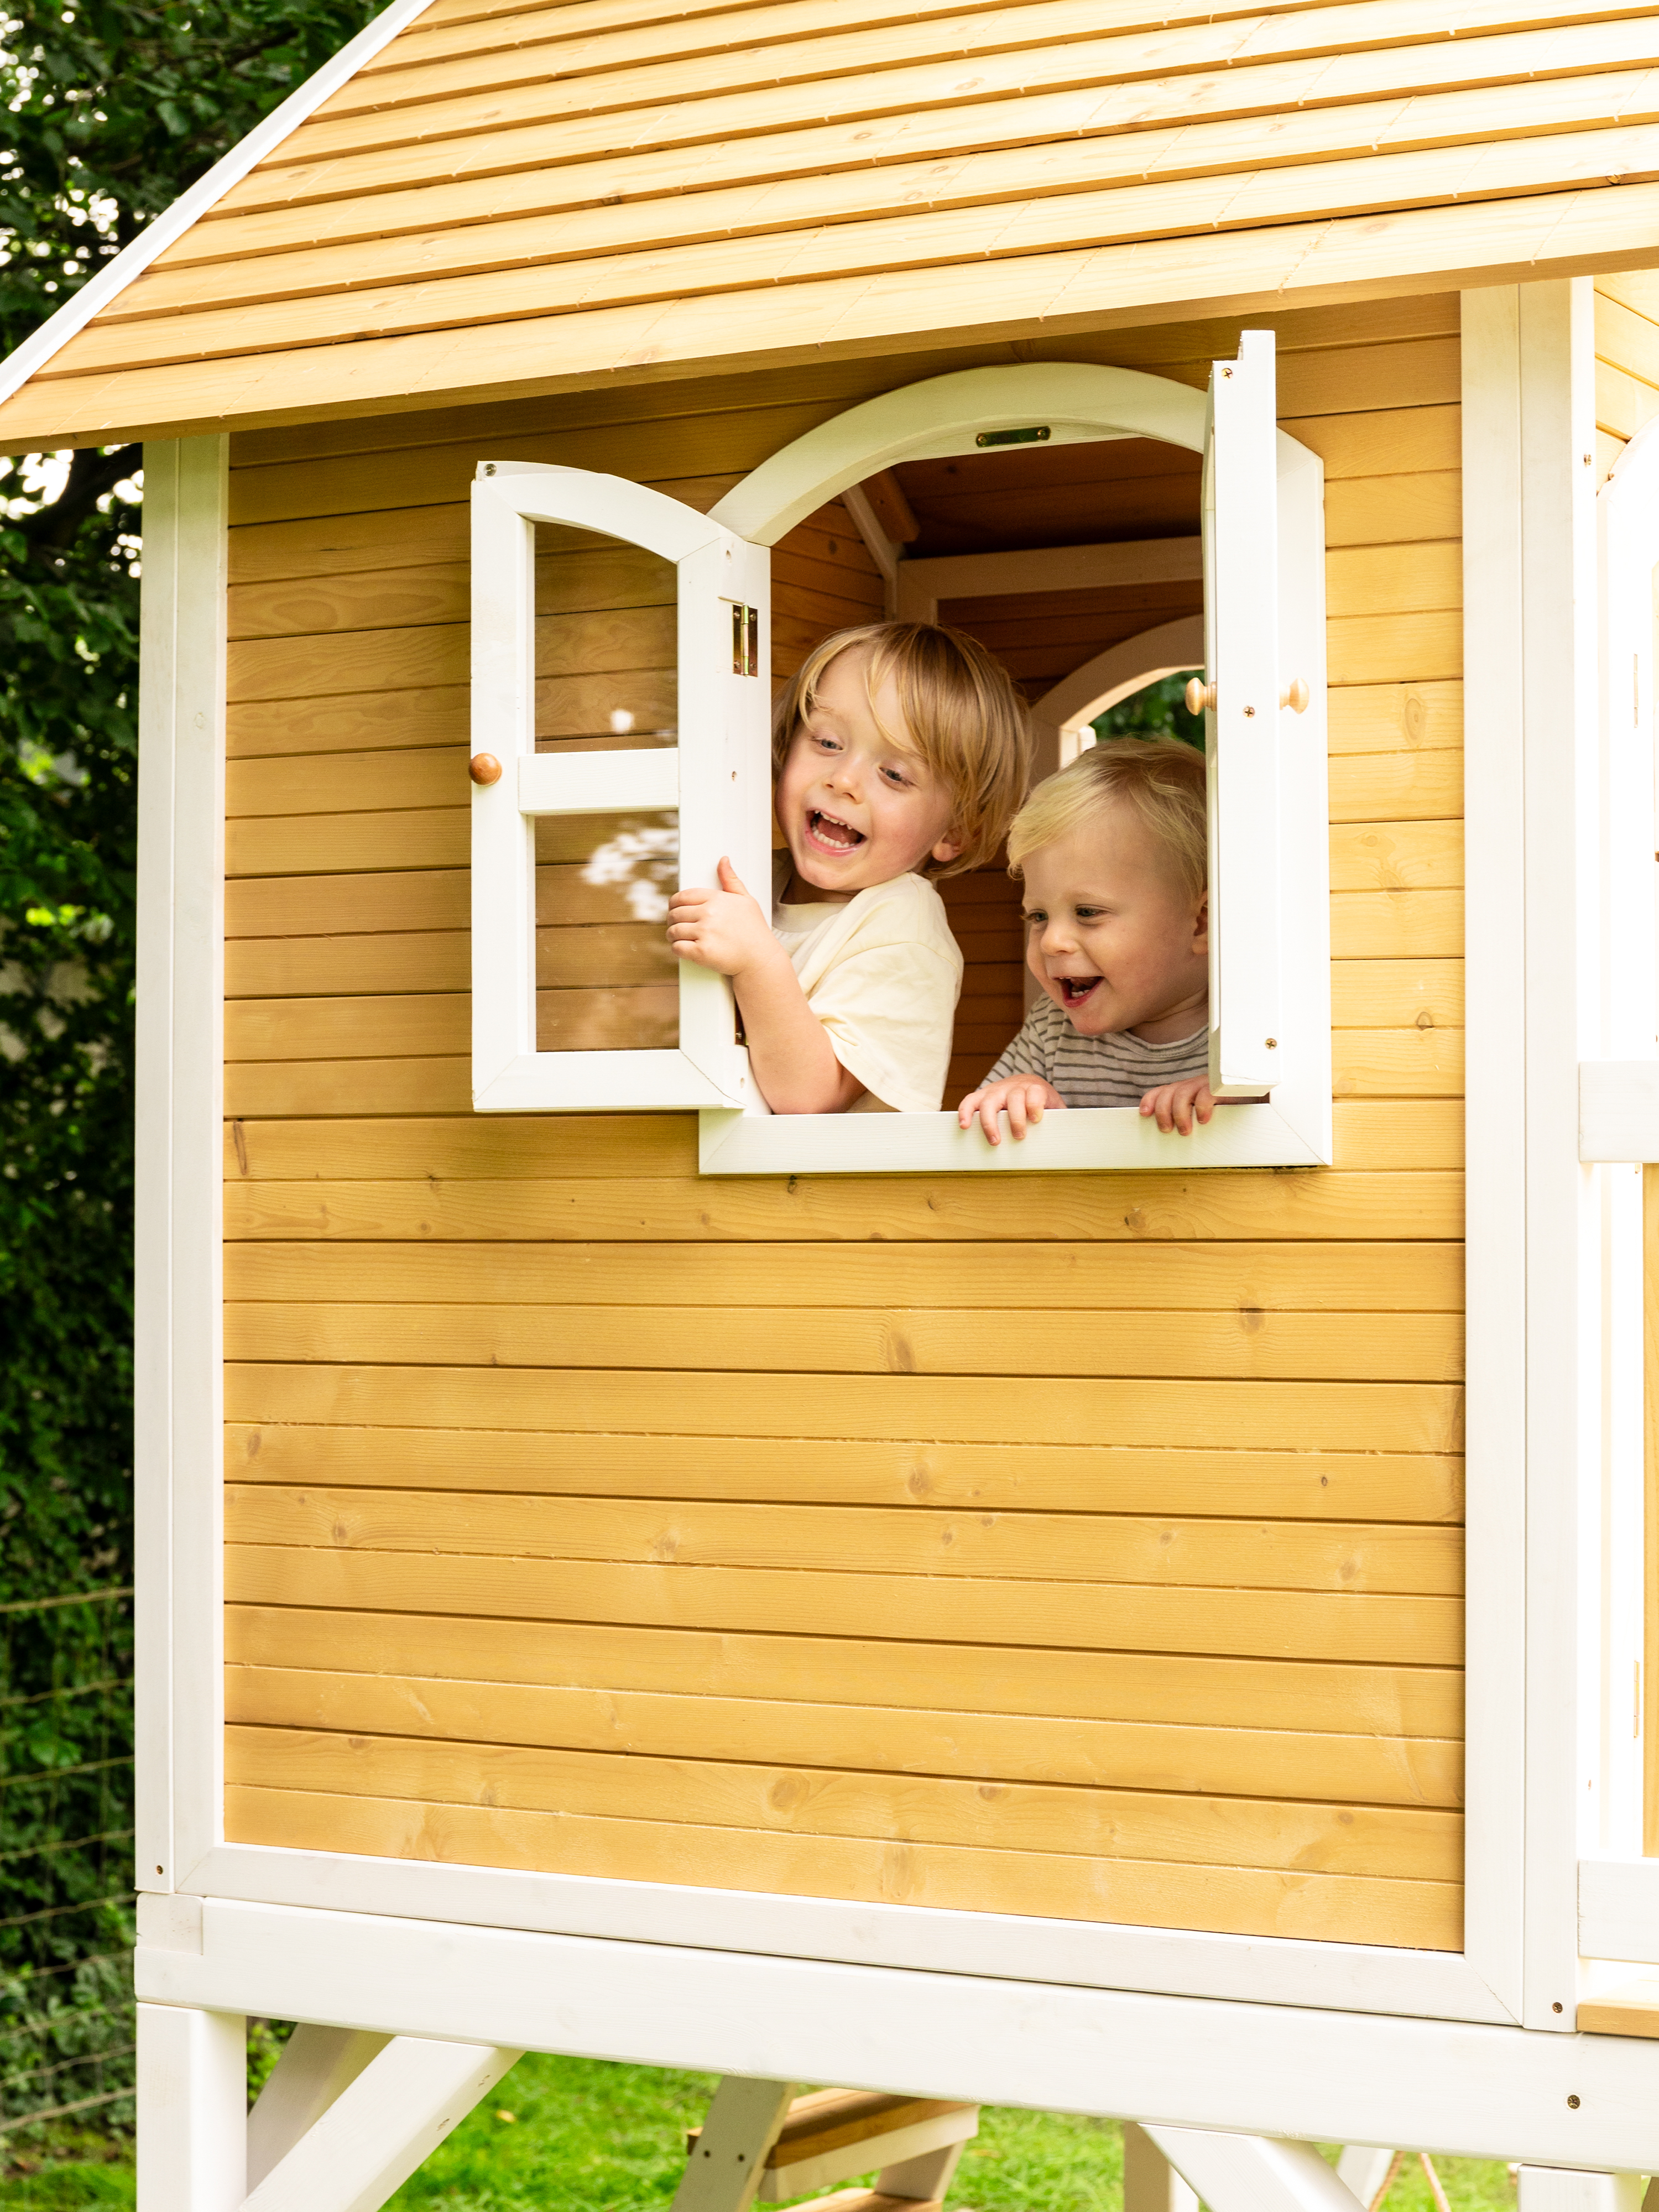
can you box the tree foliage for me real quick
[0,0,384,1604]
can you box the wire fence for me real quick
[0,1585,135,2166]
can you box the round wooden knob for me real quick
[1184,677,1216,716]
[1280,677,1310,713]
[469,753,503,786]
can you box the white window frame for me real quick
[696,351,1329,1173]
[469,461,771,1113]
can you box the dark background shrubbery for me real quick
[0,0,379,2164]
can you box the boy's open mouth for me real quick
[807,808,866,853]
[1057,975,1102,1008]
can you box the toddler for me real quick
[958,737,1214,1143]
[669,622,1030,1114]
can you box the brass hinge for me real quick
[731,602,759,676]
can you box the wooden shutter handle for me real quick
[469,753,503,785]
[1183,678,1308,716]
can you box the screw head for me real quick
[1568,2095,1580,2109]
[1264,1037,1278,1050]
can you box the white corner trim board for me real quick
[0,0,437,423]
[134,1900,1659,2170]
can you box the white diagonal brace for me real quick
[1146,2126,1366,2212]
[246,2025,392,2192]
[1335,2148,1399,2212]
[242,2034,521,2212]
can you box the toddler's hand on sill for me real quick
[667,858,779,979]
[958,1075,1066,1146]
[1140,1076,1216,1135]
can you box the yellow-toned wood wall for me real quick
[222,291,1466,1950]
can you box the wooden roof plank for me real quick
[151,66,1659,286]
[137,89,1659,323]
[263,0,1659,175]
[202,9,1659,222]
[4,180,1655,452]
[66,124,1659,377]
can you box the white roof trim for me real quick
[0,0,437,431]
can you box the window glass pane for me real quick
[534,520,677,749]
[535,810,679,1052]
[530,523,680,1054]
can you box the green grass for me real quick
[0,2055,1521,2212]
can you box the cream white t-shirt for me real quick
[771,857,964,1113]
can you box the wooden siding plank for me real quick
[223,1722,1460,1876]
[223,1359,1464,1452]
[225,1661,1463,1806]
[1326,541,1460,618]
[1329,887,1462,957]
[223,1298,1464,1383]
[227,745,465,817]
[1329,821,1462,891]
[1328,749,1463,821]
[225,1603,1464,1735]
[222,1782,1461,1947]
[1327,681,1462,755]
[1331,1028,1463,1099]
[221,1169,1467,1241]
[224,1541,1463,1662]
[1329,959,1462,1025]
[217,1227,1465,1320]
[228,624,468,703]
[1324,470,1462,547]
[223,1416,1464,1517]
[224,1482,1463,1592]
[228,687,469,759]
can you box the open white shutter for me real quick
[1201,330,1290,1099]
[470,462,772,1113]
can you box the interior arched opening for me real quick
[758,420,1206,1104]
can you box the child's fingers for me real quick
[978,1094,1005,1145]
[1194,1087,1215,1124]
[957,1088,987,1130]
[715,857,749,898]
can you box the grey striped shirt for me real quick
[986,997,1209,1109]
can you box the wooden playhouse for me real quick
[9,0,1659,2201]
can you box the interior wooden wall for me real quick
[221,291,1466,1950]
[1595,273,1659,479]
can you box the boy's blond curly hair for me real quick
[773,622,1031,879]
[1009,737,1207,902]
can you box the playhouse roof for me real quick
[3,0,1659,450]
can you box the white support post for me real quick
[1125,2122,1199,2212]
[877,2139,969,2204]
[1335,2147,1399,2211]
[672,2077,798,2212]
[246,2024,392,2192]
[1146,2127,1366,2212]
[1519,2171,1645,2212]
[136,2003,246,2212]
[242,2034,521,2212]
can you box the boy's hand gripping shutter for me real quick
[470,463,771,1113]
[1199,332,1289,1098]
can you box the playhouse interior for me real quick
[530,435,1206,1103]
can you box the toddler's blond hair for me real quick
[1008,737,1207,902]
[773,622,1031,879]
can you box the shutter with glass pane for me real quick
[470,463,772,1112]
